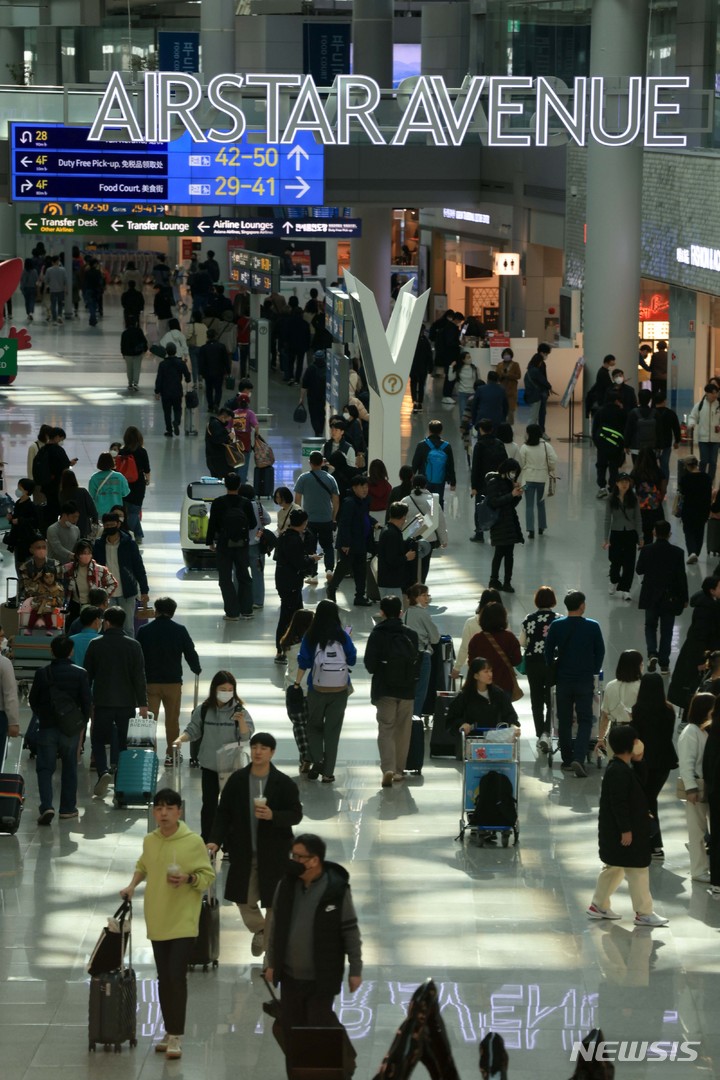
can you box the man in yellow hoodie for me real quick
[121,788,214,1060]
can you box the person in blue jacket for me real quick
[327,475,376,608]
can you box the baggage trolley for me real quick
[545,672,604,768]
[457,729,519,846]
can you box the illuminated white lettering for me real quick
[88,72,144,142]
[392,77,448,145]
[245,74,302,142]
[207,75,246,143]
[535,77,587,147]
[644,76,688,148]
[335,75,386,145]
[487,77,532,147]
[589,76,643,146]
[282,75,335,143]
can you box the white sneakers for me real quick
[692,871,711,883]
[587,903,621,920]
[634,912,669,927]
[156,1035,182,1057]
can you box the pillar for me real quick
[0,24,24,86]
[199,0,236,287]
[421,3,470,84]
[351,0,393,324]
[36,3,61,86]
[582,0,649,397]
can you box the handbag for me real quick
[216,741,249,791]
[253,433,275,468]
[492,638,524,702]
[258,529,277,556]
[185,389,199,410]
[677,777,706,801]
[225,443,245,469]
[149,343,166,359]
[87,900,131,976]
[293,403,307,424]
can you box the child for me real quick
[25,566,64,635]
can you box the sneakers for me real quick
[469,534,485,543]
[608,583,617,594]
[393,772,405,782]
[223,614,239,622]
[93,772,112,798]
[527,531,534,539]
[620,592,632,602]
[660,666,671,676]
[353,597,372,607]
[687,553,699,564]
[321,775,335,783]
[587,903,621,920]
[274,652,286,665]
[240,613,254,620]
[691,871,711,882]
[251,930,265,957]
[560,762,574,771]
[441,396,455,404]
[155,1038,169,1053]
[382,771,394,788]
[648,656,658,673]
[500,582,515,593]
[634,911,669,926]
[37,809,55,826]
[596,488,609,499]
[707,885,720,899]
[651,847,665,859]
[537,735,550,754]
[571,761,588,778]
[166,1035,182,1059]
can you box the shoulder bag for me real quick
[491,638,524,702]
[225,443,245,469]
[253,433,275,468]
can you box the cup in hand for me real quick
[253,797,267,813]
[166,861,181,883]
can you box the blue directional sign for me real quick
[10,124,324,207]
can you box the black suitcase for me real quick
[429,691,462,759]
[254,464,275,497]
[0,740,24,835]
[188,895,220,971]
[708,518,720,556]
[404,717,425,775]
[88,900,137,1053]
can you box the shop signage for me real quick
[677,244,720,273]
[443,208,490,225]
[88,72,691,149]
[158,31,200,74]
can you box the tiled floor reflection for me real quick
[0,295,716,1078]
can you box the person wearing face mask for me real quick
[484,459,524,593]
[208,732,303,964]
[3,478,42,571]
[606,368,637,413]
[92,513,149,637]
[175,670,254,840]
[63,540,118,626]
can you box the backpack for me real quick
[312,641,349,688]
[475,494,499,531]
[635,414,657,450]
[424,438,449,485]
[595,424,624,450]
[115,452,139,485]
[32,445,53,488]
[469,770,517,828]
[220,504,250,548]
[381,630,419,687]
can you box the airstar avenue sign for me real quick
[89,72,691,149]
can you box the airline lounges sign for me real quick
[89,72,691,149]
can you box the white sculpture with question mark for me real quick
[342,270,430,472]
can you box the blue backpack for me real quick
[424,438,449,484]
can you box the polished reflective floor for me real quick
[0,294,716,1078]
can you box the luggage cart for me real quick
[545,672,604,768]
[457,728,519,846]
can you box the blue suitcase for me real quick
[113,749,158,808]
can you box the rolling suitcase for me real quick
[254,464,275,497]
[188,853,220,971]
[366,556,381,602]
[88,899,137,1053]
[429,689,462,759]
[114,748,158,808]
[404,717,425,775]
[0,739,24,835]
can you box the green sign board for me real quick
[0,339,18,376]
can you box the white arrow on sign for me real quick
[286,176,310,200]
[20,180,33,193]
[111,219,122,233]
[20,131,32,144]
[282,221,294,234]
[20,156,32,168]
[197,221,209,233]
[24,219,36,230]
[287,145,309,170]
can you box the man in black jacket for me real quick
[376,503,417,600]
[198,328,230,411]
[410,420,456,507]
[33,427,77,529]
[205,407,234,479]
[654,387,682,480]
[587,724,668,926]
[29,634,91,825]
[470,420,507,542]
[585,354,616,417]
[299,351,329,436]
[592,392,627,497]
[364,596,419,787]
[137,597,202,766]
[636,520,688,675]
[274,508,319,662]
[206,472,257,621]
[84,606,148,798]
[328,475,374,607]
[209,732,303,962]
[279,296,311,385]
[265,832,362,1071]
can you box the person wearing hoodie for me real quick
[485,459,524,593]
[668,576,720,708]
[470,370,508,431]
[592,391,628,498]
[624,389,658,461]
[120,788,215,1060]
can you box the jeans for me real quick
[188,345,200,383]
[414,651,432,715]
[36,726,80,814]
[644,607,675,668]
[525,658,551,737]
[125,502,143,541]
[114,594,138,638]
[683,521,705,557]
[457,391,471,421]
[309,521,335,572]
[524,481,547,532]
[608,529,638,592]
[556,676,595,766]
[91,705,134,778]
[249,547,265,607]
[151,938,195,1036]
[426,481,446,509]
[50,292,64,321]
[410,371,426,406]
[22,287,36,316]
[699,441,720,481]
[216,545,253,617]
[658,446,671,481]
[83,288,98,323]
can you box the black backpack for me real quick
[635,413,657,450]
[221,504,250,548]
[32,445,53,488]
[469,770,517,828]
[381,630,419,688]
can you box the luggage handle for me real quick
[113,898,133,976]
[193,672,200,709]
[5,576,18,607]
[172,743,182,800]
[1,733,24,776]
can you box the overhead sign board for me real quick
[87,71,692,149]
[20,212,362,239]
[10,124,323,206]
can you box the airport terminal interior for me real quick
[0,305,718,1080]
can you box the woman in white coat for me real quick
[403,473,448,583]
[679,691,713,882]
[518,423,557,539]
